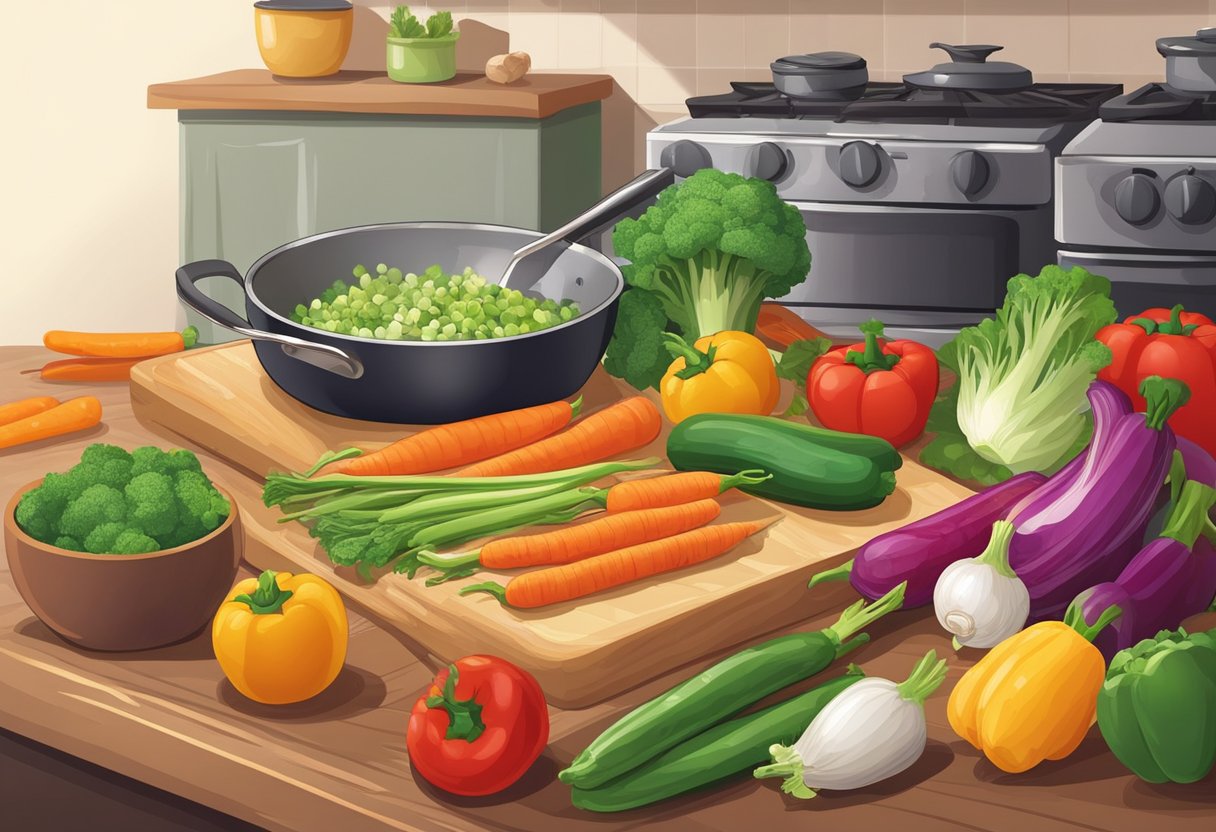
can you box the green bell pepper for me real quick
[1096,628,1216,783]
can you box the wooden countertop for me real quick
[147,69,615,120]
[1,345,1213,832]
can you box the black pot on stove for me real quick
[770,51,869,100]
[1157,28,1216,92]
[904,43,1033,91]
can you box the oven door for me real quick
[780,202,1054,320]
[1058,249,1216,319]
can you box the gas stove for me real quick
[647,47,1120,345]
[1057,28,1216,319]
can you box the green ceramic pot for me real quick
[386,33,460,83]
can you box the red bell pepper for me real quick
[807,319,939,447]
[1096,304,1216,457]
[406,655,549,796]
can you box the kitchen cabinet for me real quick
[148,70,613,343]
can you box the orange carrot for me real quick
[604,469,771,513]
[460,519,772,608]
[37,357,142,382]
[325,396,583,477]
[0,396,102,450]
[43,326,197,358]
[417,498,723,584]
[0,396,60,427]
[455,397,662,478]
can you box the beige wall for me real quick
[2,0,1212,344]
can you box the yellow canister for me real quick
[254,0,353,78]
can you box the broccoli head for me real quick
[130,446,173,478]
[172,469,230,539]
[124,472,179,540]
[606,168,811,390]
[76,443,135,490]
[165,449,203,474]
[58,484,127,540]
[83,521,128,555]
[110,529,161,555]
[54,535,83,552]
[601,289,673,391]
[15,487,57,542]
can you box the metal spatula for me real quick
[496,168,675,292]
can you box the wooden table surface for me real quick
[1,345,1213,832]
[147,69,615,120]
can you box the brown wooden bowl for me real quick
[4,478,242,652]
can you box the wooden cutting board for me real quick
[129,342,974,708]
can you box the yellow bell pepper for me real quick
[212,569,348,705]
[947,620,1106,773]
[660,331,779,424]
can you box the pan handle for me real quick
[176,259,364,380]
[499,167,676,292]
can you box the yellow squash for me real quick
[660,331,779,424]
[212,569,348,705]
[947,621,1105,773]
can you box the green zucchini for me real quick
[666,414,900,510]
[570,666,865,813]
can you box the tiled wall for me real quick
[377,0,1216,187]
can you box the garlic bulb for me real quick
[754,651,947,798]
[934,520,1029,649]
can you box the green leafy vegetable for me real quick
[389,6,456,39]
[921,265,1115,483]
[605,168,812,391]
[774,337,831,417]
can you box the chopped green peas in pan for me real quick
[291,263,582,342]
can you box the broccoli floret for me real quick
[164,448,203,473]
[83,521,129,555]
[110,529,161,555]
[130,446,173,478]
[173,469,230,536]
[53,535,83,551]
[605,168,811,390]
[76,443,134,489]
[602,289,672,391]
[15,487,56,542]
[58,484,127,540]
[124,472,178,539]
[39,469,88,515]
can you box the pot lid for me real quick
[903,43,1033,91]
[253,0,353,10]
[772,51,866,72]
[1157,27,1216,57]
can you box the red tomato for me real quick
[407,655,549,796]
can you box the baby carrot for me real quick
[0,396,102,450]
[417,498,723,584]
[0,396,59,427]
[455,397,662,478]
[325,396,582,477]
[43,326,197,358]
[460,520,773,608]
[38,357,142,382]
[604,470,771,513]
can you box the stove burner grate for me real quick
[686,81,1122,121]
[1099,83,1216,122]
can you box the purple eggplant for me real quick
[1009,378,1189,621]
[807,372,1132,607]
[1066,478,1216,663]
[1178,436,1216,489]
[809,471,1047,606]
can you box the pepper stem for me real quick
[824,581,907,658]
[1065,602,1123,642]
[232,570,294,615]
[425,664,487,743]
[460,581,510,605]
[895,649,949,705]
[1153,304,1199,336]
[974,520,1018,578]
[1161,481,1216,547]
[753,744,817,799]
[808,559,853,590]
[719,469,773,492]
[663,332,717,380]
[1139,376,1191,430]
[181,325,199,349]
[844,319,899,374]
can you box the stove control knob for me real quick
[660,141,712,179]
[1164,174,1216,225]
[1114,173,1161,226]
[838,141,882,188]
[951,151,991,196]
[748,142,789,182]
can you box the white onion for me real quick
[934,520,1029,649]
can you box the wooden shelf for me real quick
[148,69,615,120]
